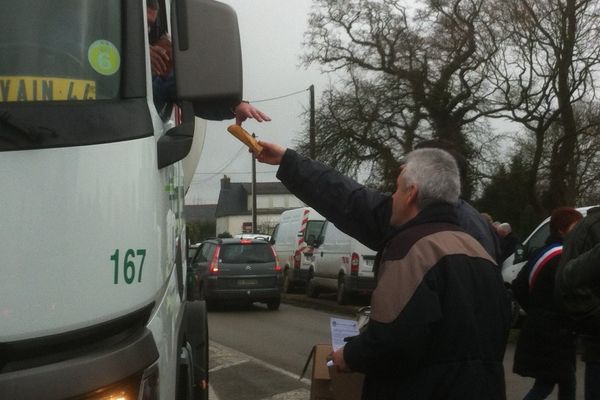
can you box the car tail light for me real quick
[209,246,221,275]
[240,239,252,244]
[271,246,282,272]
[350,252,359,276]
[293,250,301,269]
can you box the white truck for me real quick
[0,0,242,399]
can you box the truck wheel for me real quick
[337,276,350,305]
[282,269,293,293]
[185,300,209,400]
[306,275,319,298]
[267,297,281,310]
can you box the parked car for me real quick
[188,238,283,310]
[306,221,376,304]
[270,207,326,293]
[187,242,201,264]
[234,233,271,241]
[501,205,597,324]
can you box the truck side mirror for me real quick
[171,0,243,116]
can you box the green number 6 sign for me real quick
[110,249,147,284]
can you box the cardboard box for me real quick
[303,344,364,400]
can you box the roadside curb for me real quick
[281,293,364,317]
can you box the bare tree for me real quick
[571,102,600,204]
[296,71,422,191]
[301,0,502,197]
[490,0,600,212]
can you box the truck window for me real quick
[0,1,153,153]
[0,0,121,102]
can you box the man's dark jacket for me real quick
[277,150,500,260]
[277,150,511,399]
[556,207,600,361]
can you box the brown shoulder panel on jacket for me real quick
[371,230,496,323]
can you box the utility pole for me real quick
[309,84,315,159]
[251,133,257,233]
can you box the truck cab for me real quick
[0,0,242,399]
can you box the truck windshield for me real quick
[0,0,121,102]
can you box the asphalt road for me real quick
[207,297,586,400]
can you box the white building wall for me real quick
[215,218,230,236]
[250,194,304,210]
[216,213,285,236]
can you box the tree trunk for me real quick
[546,0,579,209]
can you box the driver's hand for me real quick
[150,44,170,76]
[234,102,272,125]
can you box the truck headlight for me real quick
[75,364,158,400]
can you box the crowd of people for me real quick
[253,139,599,400]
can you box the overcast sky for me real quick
[185,0,331,205]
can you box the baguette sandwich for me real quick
[227,124,263,155]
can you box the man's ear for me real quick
[406,185,418,205]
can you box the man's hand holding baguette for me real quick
[255,141,286,165]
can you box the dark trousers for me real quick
[523,375,576,400]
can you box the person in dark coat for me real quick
[512,207,583,400]
[496,222,521,263]
[256,142,511,399]
[555,206,600,400]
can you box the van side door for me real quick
[314,222,340,288]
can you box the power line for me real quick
[248,87,310,104]
[192,145,246,183]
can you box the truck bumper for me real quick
[0,328,158,400]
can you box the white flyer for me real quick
[330,317,359,351]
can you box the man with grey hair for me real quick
[257,142,511,399]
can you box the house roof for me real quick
[184,204,217,223]
[216,183,247,217]
[241,182,291,195]
[215,176,293,218]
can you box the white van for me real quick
[270,207,326,292]
[307,221,377,304]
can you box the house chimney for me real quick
[221,175,231,189]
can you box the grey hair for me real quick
[402,148,461,209]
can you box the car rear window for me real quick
[220,243,275,263]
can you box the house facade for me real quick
[215,175,304,236]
